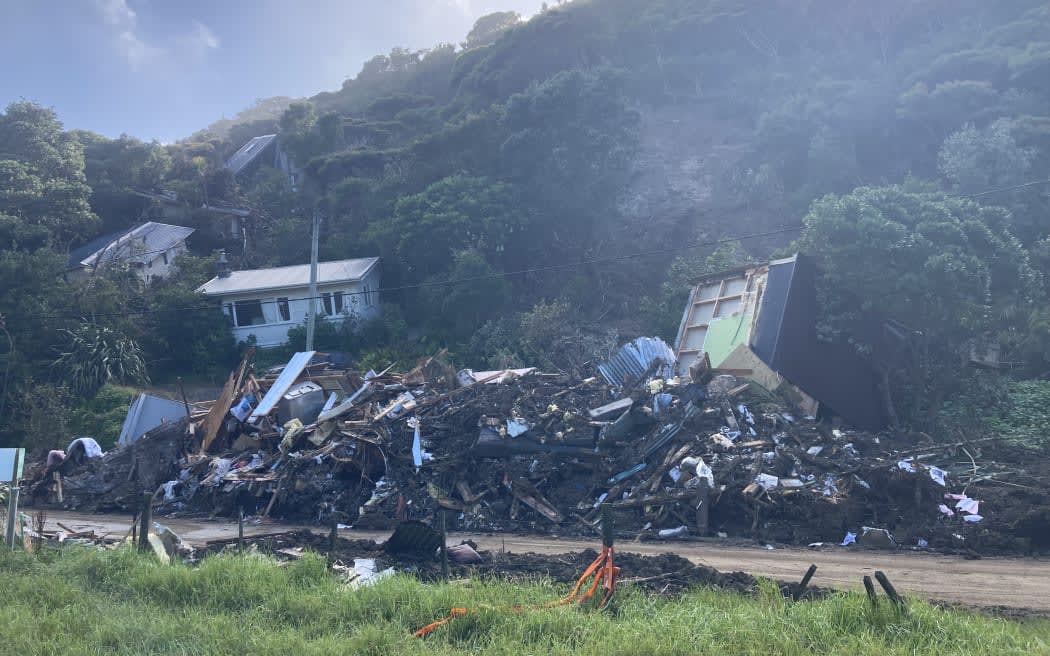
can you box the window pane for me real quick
[234,300,265,327]
[334,291,344,313]
[322,293,333,316]
[277,298,291,322]
[261,298,280,324]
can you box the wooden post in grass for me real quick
[138,491,152,552]
[694,480,709,537]
[328,515,338,565]
[874,571,905,611]
[600,503,614,549]
[793,564,817,601]
[862,576,879,609]
[440,511,449,580]
[238,506,245,552]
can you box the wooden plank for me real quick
[199,348,254,454]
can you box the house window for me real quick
[277,297,291,322]
[362,284,371,307]
[233,299,266,326]
[223,303,234,325]
[321,292,345,316]
[162,251,169,265]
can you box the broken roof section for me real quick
[674,254,887,429]
[68,222,194,270]
[225,134,278,176]
[118,393,187,448]
[599,337,676,388]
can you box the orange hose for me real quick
[414,546,619,638]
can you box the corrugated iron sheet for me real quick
[598,337,676,388]
[249,351,316,421]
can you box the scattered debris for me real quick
[25,343,1050,555]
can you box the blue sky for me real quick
[0,0,542,142]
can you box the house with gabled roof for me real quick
[66,221,195,284]
[197,256,381,347]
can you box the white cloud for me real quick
[92,1,219,72]
[96,0,136,28]
[179,21,221,60]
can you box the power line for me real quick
[31,224,803,322]
[962,178,1050,198]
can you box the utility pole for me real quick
[305,206,320,351]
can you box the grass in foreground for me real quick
[0,546,1047,656]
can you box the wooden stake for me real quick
[694,480,709,536]
[862,575,879,609]
[440,511,449,580]
[793,564,817,601]
[874,571,905,610]
[238,506,245,552]
[600,503,615,548]
[138,491,153,552]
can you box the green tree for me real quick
[797,184,1041,426]
[370,175,525,279]
[0,101,99,246]
[464,11,521,49]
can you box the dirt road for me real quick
[37,510,1050,615]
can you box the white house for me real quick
[66,221,194,284]
[197,257,381,347]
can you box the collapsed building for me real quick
[24,257,1050,554]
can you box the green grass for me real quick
[0,547,1047,655]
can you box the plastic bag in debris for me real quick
[230,395,254,422]
[161,480,179,501]
[754,473,779,491]
[407,417,423,471]
[506,418,530,438]
[841,532,857,546]
[346,558,395,588]
[955,497,980,515]
[681,457,714,488]
[897,459,917,473]
[822,475,838,497]
[928,466,947,487]
[658,526,689,538]
[938,503,955,518]
[963,514,984,523]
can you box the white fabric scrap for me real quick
[928,466,947,487]
[162,480,178,501]
[955,497,980,515]
[407,417,423,471]
[897,459,916,473]
[963,514,984,523]
[841,532,857,546]
[506,418,529,438]
[938,504,955,518]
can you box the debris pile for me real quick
[30,341,1050,554]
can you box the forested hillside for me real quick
[2,0,1050,448]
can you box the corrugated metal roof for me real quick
[70,222,195,269]
[249,351,316,422]
[598,337,677,388]
[118,393,187,448]
[198,258,379,296]
[226,134,277,176]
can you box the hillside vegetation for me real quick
[2,0,1050,448]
